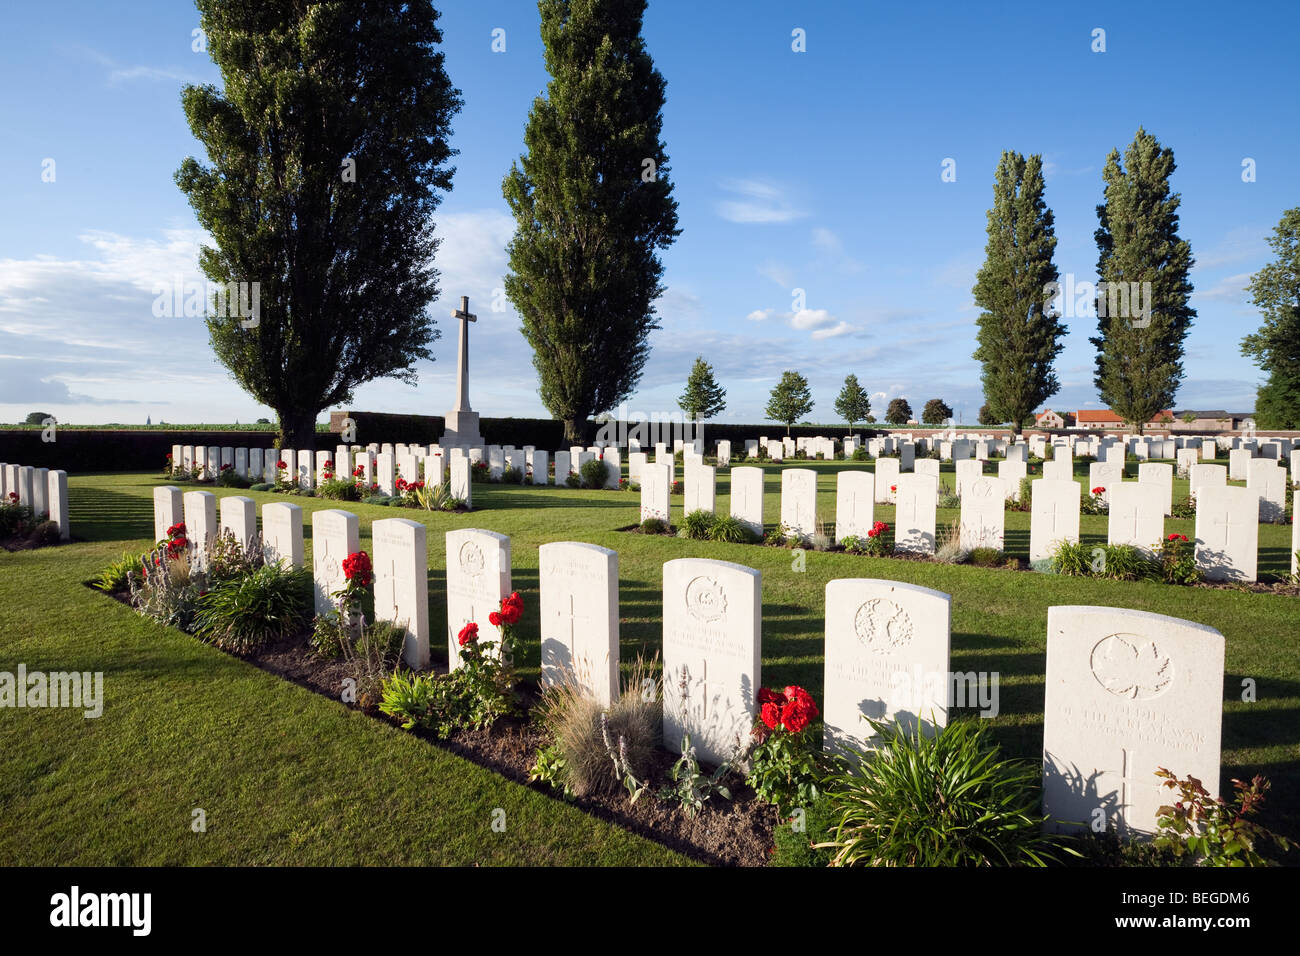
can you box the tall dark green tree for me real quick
[678,356,726,421]
[922,398,953,425]
[834,374,871,432]
[885,398,912,425]
[503,0,680,444]
[175,1,461,449]
[1090,128,1196,435]
[765,371,814,434]
[1241,208,1300,429]
[972,151,1064,438]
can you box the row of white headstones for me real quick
[639,461,1300,582]
[0,462,71,540]
[148,484,1228,838]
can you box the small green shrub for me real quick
[1155,533,1200,584]
[501,465,524,485]
[708,514,758,544]
[92,552,143,592]
[640,517,669,535]
[191,563,313,653]
[579,458,610,489]
[936,491,962,510]
[363,493,391,506]
[0,501,36,538]
[130,551,202,631]
[1048,540,1093,576]
[215,467,251,488]
[565,471,582,488]
[968,547,1005,567]
[817,719,1072,867]
[1096,543,1157,581]
[681,509,717,540]
[249,482,274,492]
[1153,768,1293,866]
[658,735,733,818]
[317,477,361,501]
[1171,494,1197,518]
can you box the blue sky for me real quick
[0,0,1295,426]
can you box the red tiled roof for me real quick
[1075,409,1173,424]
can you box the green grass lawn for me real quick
[2,457,1297,864]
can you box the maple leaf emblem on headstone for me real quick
[1090,634,1174,700]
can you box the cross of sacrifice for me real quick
[452,295,477,413]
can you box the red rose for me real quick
[458,622,478,647]
[342,550,372,588]
[890,485,897,492]
[760,702,782,730]
[1092,486,1105,494]
[276,460,287,469]
[488,611,502,626]
[757,686,786,707]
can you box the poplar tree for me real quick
[176,0,461,448]
[766,371,814,434]
[972,151,1064,438]
[1090,128,1195,434]
[503,0,680,443]
[1241,208,1300,429]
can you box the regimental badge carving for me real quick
[853,598,913,653]
[458,540,485,576]
[1090,633,1174,700]
[972,478,994,498]
[685,576,727,623]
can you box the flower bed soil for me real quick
[97,586,778,866]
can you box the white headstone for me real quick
[1030,480,1081,562]
[153,485,183,543]
[834,471,875,542]
[183,490,217,566]
[1107,483,1164,556]
[639,462,671,523]
[824,579,951,754]
[1137,462,1174,516]
[955,459,983,497]
[1042,605,1223,837]
[1194,485,1259,582]
[874,457,900,503]
[1229,448,1253,481]
[373,518,430,669]
[445,528,511,669]
[530,450,548,486]
[1246,459,1286,522]
[47,470,69,540]
[554,450,572,484]
[539,541,619,706]
[685,463,716,515]
[1189,463,1226,501]
[450,451,473,506]
[310,509,360,615]
[998,459,1027,501]
[1043,458,1072,482]
[219,495,258,552]
[375,452,396,496]
[729,466,764,537]
[602,449,622,489]
[894,474,938,554]
[31,467,48,516]
[662,558,761,766]
[960,475,1006,550]
[779,468,818,540]
[262,501,304,568]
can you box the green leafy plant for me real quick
[681,509,717,540]
[1153,768,1293,867]
[378,669,438,730]
[1095,543,1157,582]
[1048,539,1093,576]
[204,528,263,583]
[579,457,610,489]
[565,471,582,489]
[528,741,571,795]
[708,514,758,544]
[639,516,669,535]
[191,563,313,653]
[1171,494,1196,519]
[658,735,732,818]
[316,476,361,501]
[817,718,1072,867]
[26,519,62,548]
[92,552,144,593]
[130,548,202,631]
[501,465,524,485]
[0,499,36,538]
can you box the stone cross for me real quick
[452,295,477,413]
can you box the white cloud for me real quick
[811,321,854,340]
[716,178,806,224]
[1194,272,1252,303]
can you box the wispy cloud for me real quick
[716,178,806,224]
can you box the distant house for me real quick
[1074,408,1175,431]
[1034,410,1073,429]
[1171,410,1254,432]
